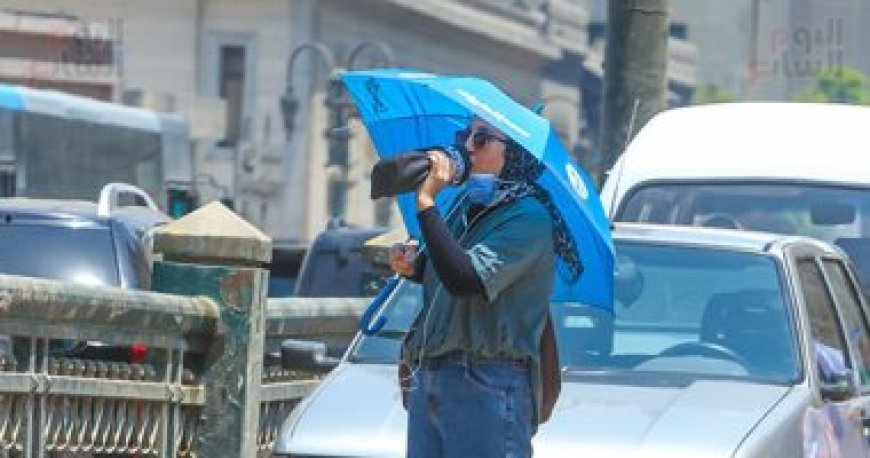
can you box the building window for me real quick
[328,179,348,220]
[669,23,688,40]
[219,45,246,146]
[0,169,15,197]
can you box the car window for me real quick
[620,183,870,238]
[798,259,851,384]
[0,224,119,286]
[618,183,870,295]
[294,229,389,297]
[821,259,870,388]
[268,243,306,298]
[268,277,297,298]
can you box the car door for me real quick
[796,256,869,457]
[819,257,870,450]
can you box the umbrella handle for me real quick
[359,275,401,335]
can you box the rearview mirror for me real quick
[812,202,856,226]
[281,339,340,374]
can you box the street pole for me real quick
[328,40,395,223]
[281,42,334,240]
[599,0,668,182]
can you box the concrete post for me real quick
[599,0,668,177]
[151,201,272,457]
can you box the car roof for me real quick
[612,222,834,255]
[617,102,870,187]
[312,226,385,246]
[0,198,101,217]
[0,197,169,230]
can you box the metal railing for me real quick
[0,275,343,457]
[0,273,216,456]
[256,297,369,453]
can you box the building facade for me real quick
[0,0,696,243]
[282,0,594,240]
[662,0,870,101]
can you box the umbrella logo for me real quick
[565,164,588,200]
[455,89,531,139]
[365,78,388,114]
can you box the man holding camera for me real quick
[390,117,568,457]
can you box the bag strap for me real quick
[538,312,561,424]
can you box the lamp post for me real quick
[280,42,335,141]
[281,40,396,225]
[324,40,396,167]
[346,40,396,71]
[324,41,396,220]
[280,42,334,240]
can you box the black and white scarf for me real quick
[498,143,584,283]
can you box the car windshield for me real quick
[0,224,119,286]
[559,241,798,384]
[349,240,799,385]
[617,182,870,298]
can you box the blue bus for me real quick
[0,83,192,210]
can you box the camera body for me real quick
[370,145,471,199]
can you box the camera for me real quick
[370,145,471,199]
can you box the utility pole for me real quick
[599,0,668,181]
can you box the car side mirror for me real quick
[281,339,340,374]
[819,369,856,402]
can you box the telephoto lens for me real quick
[369,145,470,199]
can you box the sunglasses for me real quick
[456,128,508,148]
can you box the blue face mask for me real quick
[466,173,498,205]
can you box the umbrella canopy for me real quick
[342,69,613,310]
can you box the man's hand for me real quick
[388,241,418,277]
[416,150,453,211]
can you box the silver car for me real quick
[275,223,870,457]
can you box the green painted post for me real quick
[151,201,272,457]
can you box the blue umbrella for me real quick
[343,69,614,319]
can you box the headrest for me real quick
[701,289,781,343]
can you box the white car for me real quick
[274,223,870,457]
[600,102,870,299]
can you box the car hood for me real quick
[278,364,790,457]
[278,362,408,457]
[535,375,790,457]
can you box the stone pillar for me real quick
[151,201,272,457]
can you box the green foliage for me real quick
[692,84,734,105]
[794,67,870,105]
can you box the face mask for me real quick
[466,173,498,205]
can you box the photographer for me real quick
[390,117,568,458]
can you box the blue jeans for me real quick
[406,356,533,458]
